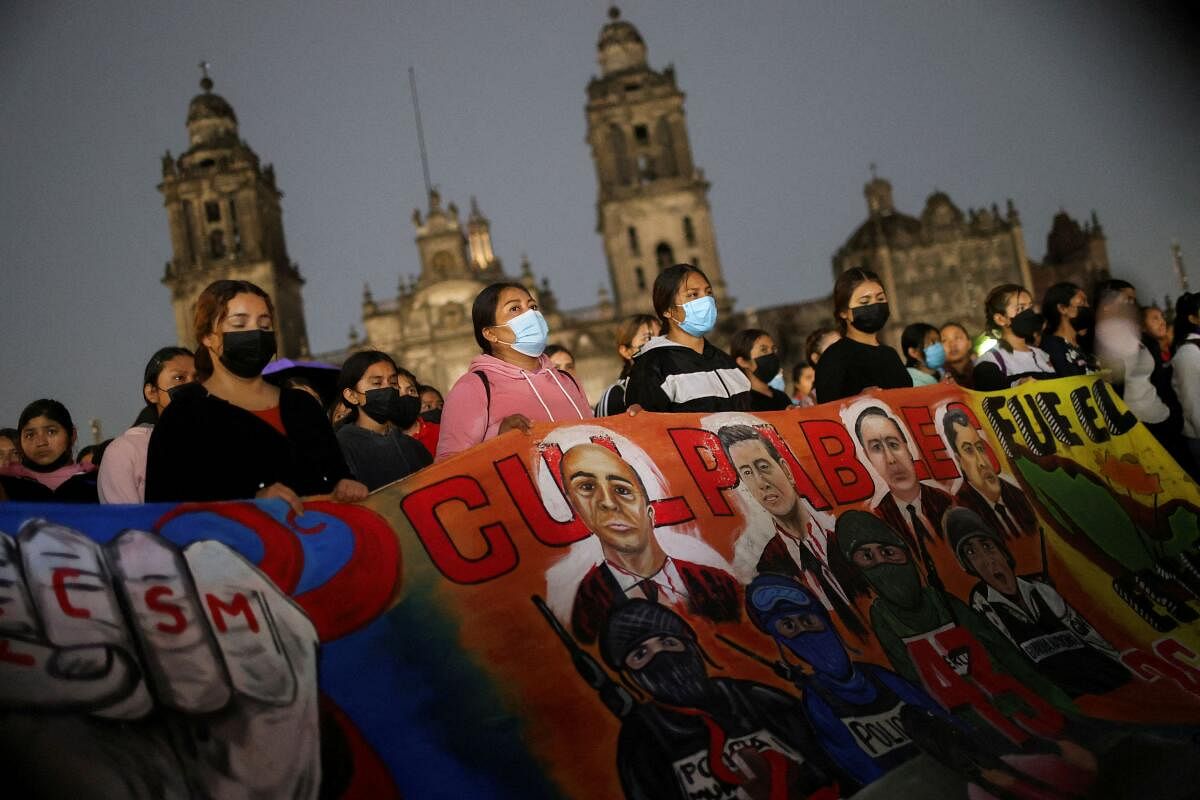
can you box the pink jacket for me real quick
[436,354,592,462]
[98,423,152,503]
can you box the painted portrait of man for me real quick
[717,423,865,637]
[942,408,1037,539]
[559,443,740,643]
[853,406,953,580]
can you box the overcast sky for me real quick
[2,1,1197,441]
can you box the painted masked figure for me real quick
[600,600,835,800]
[745,574,945,787]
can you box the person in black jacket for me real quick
[730,328,793,411]
[334,350,431,491]
[146,280,366,511]
[625,264,751,413]
[814,267,911,403]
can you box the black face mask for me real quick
[361,388,421,428]
[420,407,443,425]
[1010,308,1045,339]
[850,302,890,334]
[752,352,781,383]
[630,645,712,707]
[1069,306,1094,332]
[219,330,276,378]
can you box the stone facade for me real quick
[159,74,309,358]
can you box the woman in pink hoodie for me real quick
[436,282,592,461]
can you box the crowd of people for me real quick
[2,266,1198,505]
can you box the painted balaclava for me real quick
[746,574,852,680]
[601,599,712,707]
[836,511,924,610]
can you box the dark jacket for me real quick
[145,383,351,502]
[955,480,1037,539]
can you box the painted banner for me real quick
[2,375,1200,798]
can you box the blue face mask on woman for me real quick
[673,295,718,337]
[924,341,946,370]
[499,308,550,357]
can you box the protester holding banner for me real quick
[901,322,944,387]
[145,279,367,511]
[1040,282,1098,377]
[814,267,911,402]
[625,264,751,412]
[939,321,976,387]
[1171,291,1200,478]
[436,282,591,461]
[972,283,1057,390]
[0,399,97,502]
[595,313,660,416]
[98,346,196,503]
[730,328,793,411]
[334,350,431,491]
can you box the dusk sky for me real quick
[2,1,1197,441]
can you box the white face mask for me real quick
[496,309,550,357]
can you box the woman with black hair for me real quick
[901,322,943,387]
[813,267,911,402]
[972,284,1056,391]
[98,346,196,503]
[938,322,975,387]
[334,350,430,490]
[1040,282,1096,377]
[146,279,366,510]
[730,328,792,411]
[0,399,97,502]
[436,282,591,461]
[625,264,751,412]
[594,313,660,416]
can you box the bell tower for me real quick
[585,7,729,316]
[159,65,309,357]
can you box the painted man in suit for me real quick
[561,443,740,643]
[854,406,953,584]
[942,408,1037,539]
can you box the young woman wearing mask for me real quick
[730,328,793,411]
[335,351,431,490]
[939,322,975,387]
[394,366,439,457]
[146,280,367,511]
[1040,282,1097,377]
[1170,292,1200,479]
[901,322,944,387]
[972,284,1056,391]
[625,264,751,412]
[0,399,97,502]
[98,346,196,503]
[436,282,591,461]
[594,313,660,416]
[814,267,911,402]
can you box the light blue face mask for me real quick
[923,341,946,370]
[500,308,550,357]
[768,373,786,392]
[673,295,718,337]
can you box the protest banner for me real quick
[2,376,1199,798]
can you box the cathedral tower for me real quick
[586,7,729,316]
[159,68,309,357]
